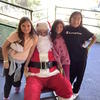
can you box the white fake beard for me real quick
[37,35,52,53]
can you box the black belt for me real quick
[28,61,57,69]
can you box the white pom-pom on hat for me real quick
[36,22,49,31]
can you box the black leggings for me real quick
[70,58,87,93]
[4,63,24,98]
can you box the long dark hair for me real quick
[69,11,83,26]
[50,19,64,42]
[17,17,36,46]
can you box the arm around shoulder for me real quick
[24,35,38,78]
[24,35,38,67]
[34,34,38,45]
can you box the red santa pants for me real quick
[24,73,72,100]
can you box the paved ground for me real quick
[0,43,100,100]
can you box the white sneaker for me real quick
[73,93,79,99]
[58,95,73,100]
[3,97,10,100]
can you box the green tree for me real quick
[4,0,40,9]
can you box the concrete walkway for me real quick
[0,43,100,100]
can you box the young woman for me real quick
[50,19,70,80]
[2,17,38,100]
[63,11,96,99]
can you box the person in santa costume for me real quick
[24,22,73,100]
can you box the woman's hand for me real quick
[58,63,64,75]
[24,66,29,78]
[86,46,90,54]
[3,61,9,69]
[59,67,63,74]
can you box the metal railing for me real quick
[0,0,49,27]
[55,6,100,28]
[0,0,33,20]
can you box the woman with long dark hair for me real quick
[50,19,70,80]
[2,17,38,100]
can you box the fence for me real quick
[0,0,49,27]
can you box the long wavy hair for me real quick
[50,19,64,42]
[17,17,36,46]
[69,11,83,26]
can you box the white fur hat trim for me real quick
[36,22,48,31]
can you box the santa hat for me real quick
[36,22,49,31]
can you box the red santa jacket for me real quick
[28,47,58,74]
